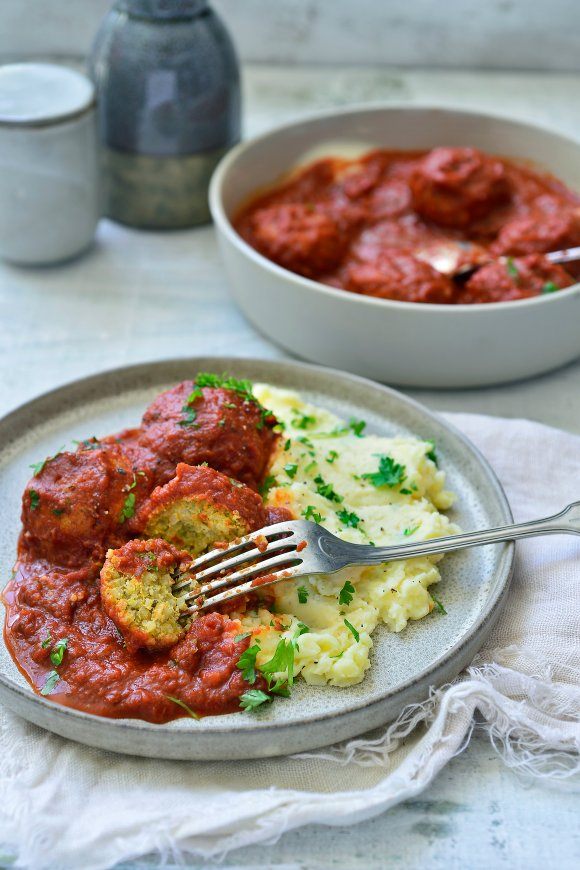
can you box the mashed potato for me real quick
[233,385,458,689]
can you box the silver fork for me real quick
[173,501,580,614]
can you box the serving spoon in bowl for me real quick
[416,242,580,279]
[173,501,580,613]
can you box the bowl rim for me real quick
[209,100,580,314]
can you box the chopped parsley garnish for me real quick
[49,637,68,667]
[269,679,291,697]
[119,492,136,523]
[336,509,361,529]
[284,463,298,479]
[403,524,420,537]
[41,634,52,649]
[29,489,40,511]
[314,474,343,503]
[73,437,101,450]
[338,580,355,606]
[344,618,360,642]
[303,505,322,523]
[304,459,317,475]
[195,372,253,400]
[237,643,261,684]
[165,695,200,720]
[177,402,199,429]
[362,455,406,489]
[40,670,60,696]
[284,439,291,451]
[542,281,559,295]
[400,488,412,495]
[505,257,519,280]
[291,411,317,430]
[260,474,277,497]
[52,508,64,517]
[426,439,438,465]
[239,689,272,712]
[260,638,296,687]
[29,445,65,477]
[297,586,309,604]
[430,593,447,615]
[297,436,314,448]
[349,418,366,437]
[325,450,339,464]
[234,632,251,643]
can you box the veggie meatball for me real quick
[459,254,574,304]
[410,147,510,228]
[492,210,580,256]
[343,252,456,303]
[245,203,347,278]
[21,446,138,567]
[140,378,279,490]
[134,463,267,555]
[100,538,194,652]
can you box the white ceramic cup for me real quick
[0,63,100,265]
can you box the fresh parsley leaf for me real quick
[29,489,40,511]
[430,593,447,615]
[403,525,420,537]
[49,637,68,667]
[304,460,317,475]
[239,689,272,712]
[294,622,310,639]
[291,412,317,430]
[400,488,412,495]
[237,643,261,684]
[260,638,296,687]
[40,670,60,696]
[297,436,314,448]
[165,695,200,720]
[505,257,519,280]
[195,372,254,401]
[314,474,343,503]
[362,455,406,489]
[119,492,136,523]
[325,450,339,464]
[339,580,355,606]
[41,634,52,649]
[542,281,559,295]
[177,403,199,428]
[297,586,309,604]
[234,632,251,643]
[284,463,298,479]
[303,505,322,523]
[260,474,277,497]
[349,418,366,437]
[426,439,438,465]
[269,679,291,697]
[284,439,291,451]
[344,618,360,642]
[336,509,361,528]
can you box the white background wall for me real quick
[0,0,578,71]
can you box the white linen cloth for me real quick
[1,413,579,870]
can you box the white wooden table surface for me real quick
[1,65,580,869]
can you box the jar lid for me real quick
[123,0,208,18]
[0,63,95,127]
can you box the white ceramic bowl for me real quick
[209,104,580,388]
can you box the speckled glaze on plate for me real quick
[0,357,514,760]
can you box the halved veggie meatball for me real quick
[410,147,510,228]
[140,381,278,490]
[459,253,574,304]
[100,538,194,652]
[343,252,456,303]
[21,446,137,568]
[134,463,267,555]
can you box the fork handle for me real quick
[346,501,580,565]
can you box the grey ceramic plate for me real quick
[0,357,514,760]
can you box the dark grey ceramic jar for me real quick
[89,0,240,228]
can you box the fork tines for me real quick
[174,521,307,613]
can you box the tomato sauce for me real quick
[3,382,277,723]
[234,147,580,303]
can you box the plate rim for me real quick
[0,356,514,746]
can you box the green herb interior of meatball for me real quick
[362,455,407,489]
